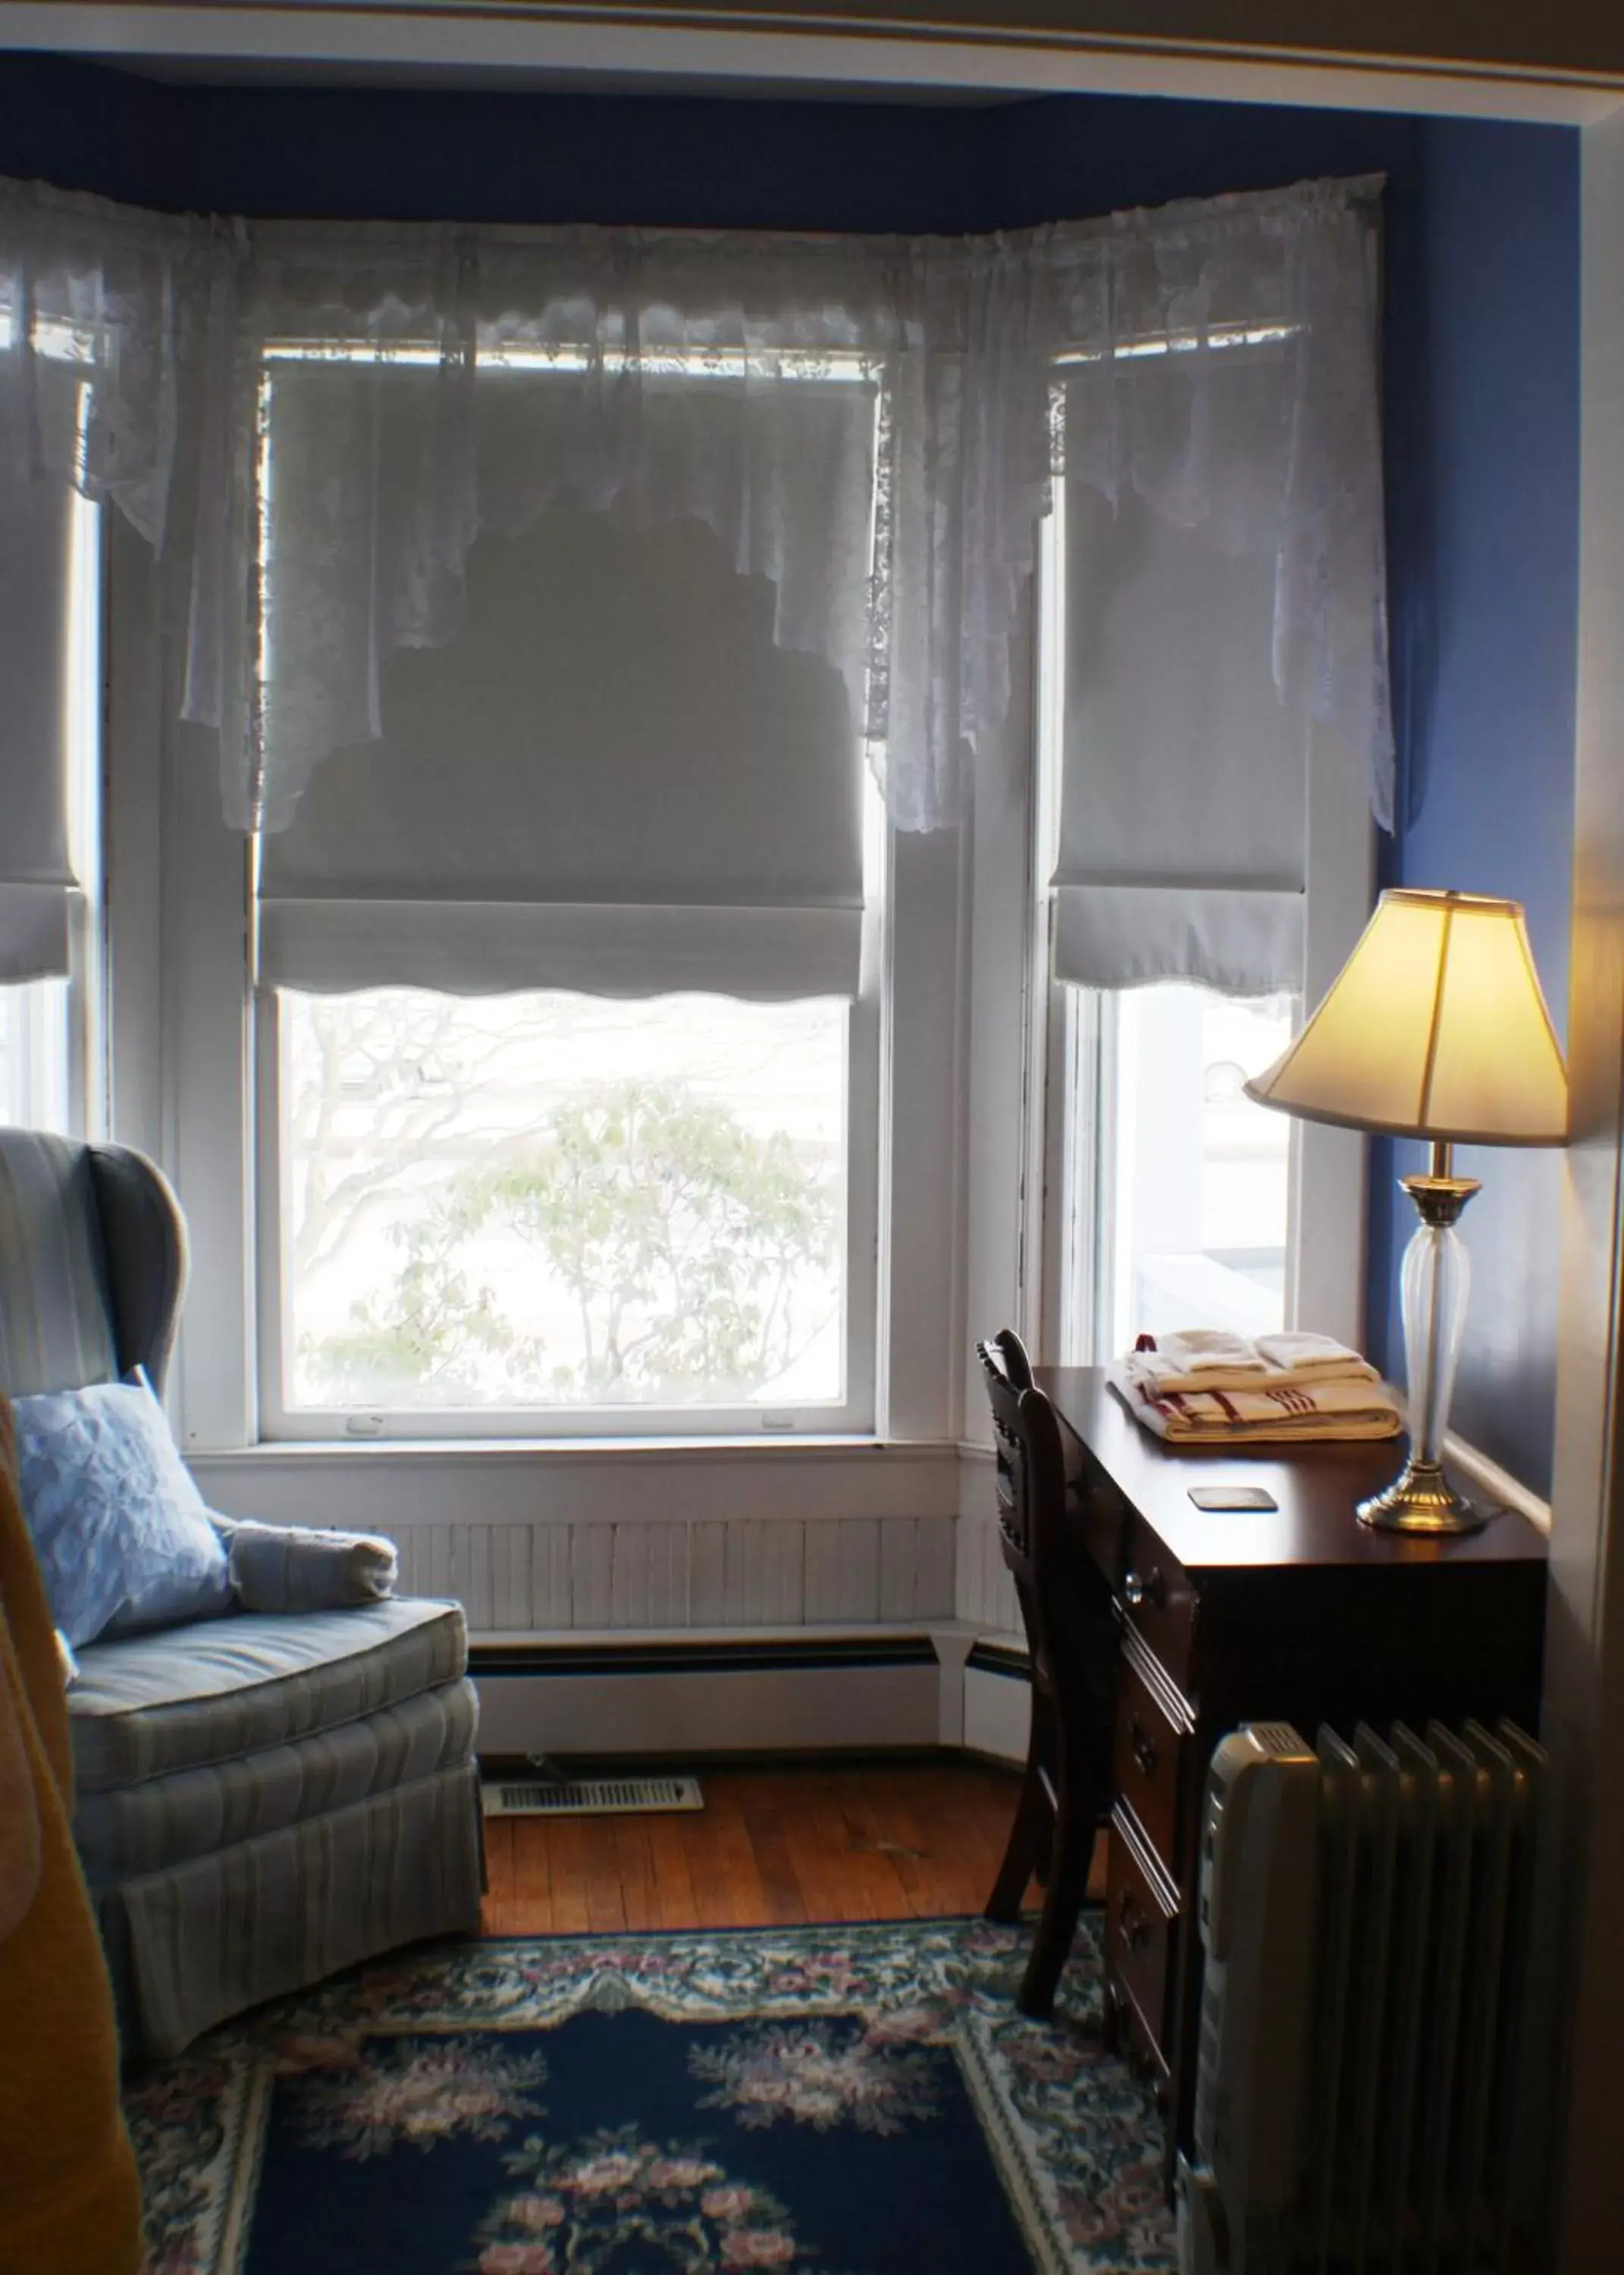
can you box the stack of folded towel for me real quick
[1108,1329,1402,1447]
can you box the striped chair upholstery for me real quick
[0,1134,125,1395]
[0,1127,484,2059]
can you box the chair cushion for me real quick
[13,1373,231,1646]
[67,1596,468,1794]
[74,1676,478,1889]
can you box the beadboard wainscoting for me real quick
[187,1442,960,1633]
[388,1513,959,1632]
[955,1443,1020,1640]
[955,1445,1030,1766]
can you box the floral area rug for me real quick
[127,1916,1176,2275]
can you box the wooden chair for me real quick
[979,1327,1116,2017]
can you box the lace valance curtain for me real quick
[0,173,1393,846]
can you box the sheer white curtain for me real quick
[0,463,83,977]
[1036,177,1390,831]
[0,174,1393,844]
[1039,179,1390,996]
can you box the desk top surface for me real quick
[1036,1365,1549,1574]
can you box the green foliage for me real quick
[298,1194,538,1408]
[299,1078,838,1408]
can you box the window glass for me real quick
[277,989,848,1414]
[1096,985,1293,1357]
[0,979,73,1132]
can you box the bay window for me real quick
[1,177,1390,1462]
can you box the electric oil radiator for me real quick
[1177,1717,1549,2275]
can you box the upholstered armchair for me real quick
[0,1128,484,2059]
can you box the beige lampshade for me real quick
[1244,888,1568,1144]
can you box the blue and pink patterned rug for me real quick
[127,1917,1176,2275]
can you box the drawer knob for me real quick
[1123,1566,1166,1611]
[1130,1720,1158,1781]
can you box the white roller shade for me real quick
[1052,442,1309,1000]
[0,469,80,981]
[256,362,870,1002]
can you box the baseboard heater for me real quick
[1179,1716,1547,2275]
[470,1634,942,1759]
[962,1640,1031,1765]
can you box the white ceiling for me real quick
[2,1,1616,125]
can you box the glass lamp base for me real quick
[1365,1154,1486,1537]
[1357,1454,1484,1535]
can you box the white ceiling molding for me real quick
[2,1,1620,125]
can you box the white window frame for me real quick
[66,480,108,1138]
[124,434,961,1465]
[0,476,106,1141]
[251,963,884,1445]
[1030,446,1375,1365]
[246,340,888,1443]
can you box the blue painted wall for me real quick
[1371,118,1579,1495]
[0,59,1581,1487]
[0,55,1419,232]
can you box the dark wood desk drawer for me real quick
[1113,1645,1187,1878]
[1105,1801,1178,2065]
[1118,1510,1196,1696]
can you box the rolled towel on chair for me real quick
[216,1515,398,1612]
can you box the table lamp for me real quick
[1244,888,1568,1534]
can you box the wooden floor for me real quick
[479,1759,1105,1936]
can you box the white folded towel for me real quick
[1127,1330,1378,1397]
[1253,1331,1372,1379]
[1143,1329,1266,1376]
[1108,1357,1401,1446]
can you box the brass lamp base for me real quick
[1357,1454,1484,1536]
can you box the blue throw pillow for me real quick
[12,1372,232,1647]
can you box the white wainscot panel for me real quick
[190,1444,961,1635]
[955,1448,1022,1638]
[393,1517,952,1632]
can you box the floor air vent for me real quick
[481,1775,704,1818]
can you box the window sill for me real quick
[183,1436,964,1563]
[189,1433,950,1463]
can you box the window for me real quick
[1050,985,1295,1364]
[1032,355,1371,1365]
[0,477,103,1137]
[264,987,867,1423]
[252,343,883,1436]
[0,978,74,1133]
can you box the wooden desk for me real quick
[1036,1366,1549,2164]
